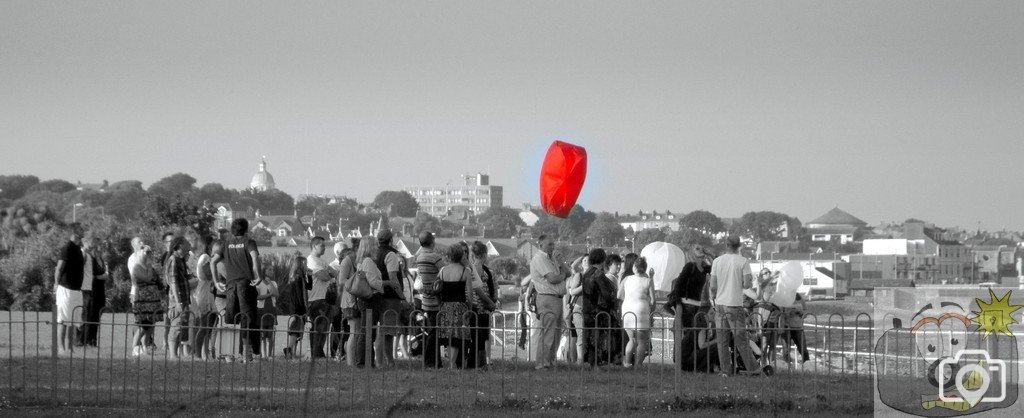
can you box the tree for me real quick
[27,179,76,194]
[412,212,443,235]
[147,173,198,198]
[104,187,148,220]
[0,175,40,201]
[490,257,525,283]
[666,228,713,251]
[633,228,667,253]
[477,207,526,238]
[529,205,595,243]
[372,191,419,217]
[680,210,726,236]
[108,180,143,192]
[197,182,236,203]
[141,195,217,237]
[734,211,801,242]
[586,212,626,247]
[241,188,295,214]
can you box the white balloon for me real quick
[639,242,687,292]
[768,261,803,308]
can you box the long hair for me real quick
[357,236,377,261]
[622,253,639,276]
[289,255,306,283]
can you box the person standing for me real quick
[78,232,108,347]
[414,231,445,368]
[353,236,385,367]
[306,236,337,359]
[210,219,263,363]
[619,257,655,367]
[190,236,217,360]
[708,236,758,375]
[282,255,309,359]
[53,225,86,355]
[165,236,194,359]
[469,241,498,369]
[329,241,354,361]
[374,229,406,368]
[159,231,175,351]
[664,246,713,369]
[256,274,279,358]
[578,249,614,366]
[529,234,570,369]
[130,244,162,356]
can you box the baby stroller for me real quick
[746,300,784,375]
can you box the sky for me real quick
[1,1,1022,230]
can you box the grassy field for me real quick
[0,356,872,416]
[0,310,875,415]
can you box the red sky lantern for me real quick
[539,140,587,218]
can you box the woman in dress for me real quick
[130,247,164,356]
[469,241,498,369]
[190,236,217,360]
[618,256,655,367]
[353,236,385,367]
[283,255,309,359]
[435,243,477,368]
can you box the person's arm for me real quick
[209,253,221,285]
[363,260,384,292]
[567,272,584,296]
[648,279,656,310]
[708,273,718,298]
[741,263,753,289]
[616,277,625,300]
[53,260,65,293]
[250,249,263,286]
[385,253,402,292]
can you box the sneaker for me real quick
[132,346,141,357]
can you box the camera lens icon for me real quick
[938,349,1007,404]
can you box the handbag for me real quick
[347,269,374,300]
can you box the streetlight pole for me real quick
[72,203,83,223]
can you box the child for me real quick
[283,256,309,359]
[256,276,280,358]
[781,293,809,365]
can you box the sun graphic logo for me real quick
[972,290,1022,340]
[873,288,1022,416]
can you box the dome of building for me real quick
[250,156,276,192]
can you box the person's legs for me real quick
[423,311,441,368]
[636,330,651,366]
[329,309,344,359]
[715,310,733,374]
[726,307,757,374]
[168,307,190,359]
[238,282,259,360]
[535,295,562,368]
[346,317,363,366]
[309,302,329,358]
[624,329,636,367]
[573,313,586,365]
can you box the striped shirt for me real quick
[165,254,191,309]
[415,247,445,312]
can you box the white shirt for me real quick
[307,253,333,302]
[711,253,752,307]
[529,250,565,296]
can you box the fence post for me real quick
[51,303,58,406]
[364,308,373,404]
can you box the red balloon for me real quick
[539,141,587,218]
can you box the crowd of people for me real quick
[50,219,809,375]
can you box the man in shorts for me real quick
[210,219,263,362]
[53,225,86,355]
